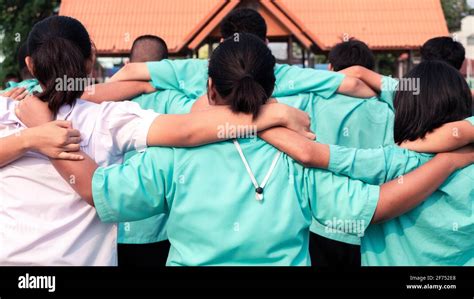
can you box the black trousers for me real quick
[118,240,171,267]
[118,235,359,267]
[309,232,361,267]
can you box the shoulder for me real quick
[0,95,13,110]
[70,99,102,119]
[0,96,17,121]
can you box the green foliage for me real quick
[441,0,470,31]
[376,53,397,77]
[0,0,58,84]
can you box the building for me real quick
[455,15,474,60]
[59,0,449,76]
[453,16,474,88]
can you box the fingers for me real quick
[62,143,81,152]
[15,89,29,101]
[52,120,73,129]
[67,128,81,138]
[1,87,25,99]
[66,136,82,144]
[1,89,13,97]
[57,152,84,161]
[7,87,27,100]
[304,131,317,140]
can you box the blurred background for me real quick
[1,0,473,87]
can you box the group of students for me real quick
[0,8,473,266]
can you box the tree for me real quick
[0,0,58,84]
[441,0,470,31]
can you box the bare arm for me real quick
[259,127,329,168]
[336,76,377,98]
[373,153,461,223]
[260,127,472,223]
[339,66,383,93]
[50,151,98,206]
[0,121,83,167]
[81,81,156,104]
[0,132,31,167]
[147,103,315,147]
[109,63,150,82]
[400,119,474,153]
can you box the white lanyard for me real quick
[233,139,282,201]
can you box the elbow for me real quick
[180,128,202,147]
[340,76,360,94]
[351,66,364,79]
[352,78,366,92]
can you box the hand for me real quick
[280,104,316,140]
[439,144,474,170]
[22,120,84,160]
[1,87,29,101]
[143,82,156,94]
[15,94,53,127]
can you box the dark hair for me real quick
[17,43,33,80]
[130,35,168,62]
[328,39,375,71]
[220,8,267,41]
[27,16,92,115]
[394,60,472,144]
[208,33,275,118]
[420,36,465,70]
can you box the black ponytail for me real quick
[27,16,92,115]
[208,33,275,118]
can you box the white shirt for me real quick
[0,97,158,266]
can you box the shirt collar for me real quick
[56,103,74,121]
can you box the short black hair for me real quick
[328,39,375,71]
[17,43,33,80]
[220,8,267,41]
[393,60,472,144]
[130,35,168,62]
[420,36,465,70]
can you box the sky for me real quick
[469,0,474,9]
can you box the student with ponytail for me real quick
[0,17,312,266]
[53,34,468,266]
[259,60,474,265]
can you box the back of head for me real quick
[328,39,375,71]
[420,36,465,70]
[27,16,92,115]
[394,60,472,144]
[130,35,168,62]
[220,8,267,41]
[208,33,275,118]
[17,43,33,80]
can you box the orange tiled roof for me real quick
[188,0,313,50]
[59,0,450,54]
[275,0,449,50]
[59,0,228,54]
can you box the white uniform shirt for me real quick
[0,97,158,266]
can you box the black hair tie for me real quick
[241,74,253,80]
